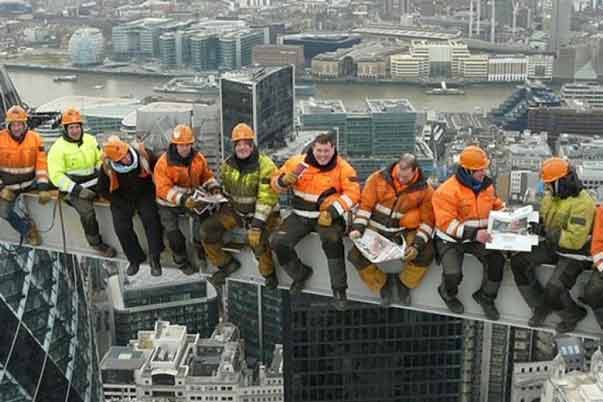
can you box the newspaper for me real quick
[352,229,406,264]
[191,188,228,215]
[486,205,540,252]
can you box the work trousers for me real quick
[65,194,102,246]
[0,196,31,238]
[158,205,202,261]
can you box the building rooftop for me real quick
[35,96,140,114]
[351,25,460,41]
[281,32,362,42]
[100,346,148,371]
[366,98,415,114]
[222,66,288,85]
[299,99,346,114]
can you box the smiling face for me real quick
[397,160,416,185]
[234,139,254,160]
[176,143,192,158]
[9,121,26,138]
[312,142,335,166]
[471,168,487,182]
[66,123,82,141]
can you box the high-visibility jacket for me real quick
[48,133,102,193]
[272,154,360,219]
[591,207,603,271]
[154,147,219,207]
[220,152,279,226]
[432,173,504,242]
[0,129,48,191]
[353,163,434,243]
[106,143,152,193]
[541,189,595,257]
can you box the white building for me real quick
[561,83,603,108]
[409,39,470,77]
[508,133,551,171]
[390,54,425,79]
[237,0,271,7]
[488,55,528,82]
[461,54,488,80]
[528,55,554,81]
[509,170,541,202]
[69,27,104,66]
[511,360,552,402]
[100,320,284,402]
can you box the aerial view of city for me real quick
[2,0,603,401]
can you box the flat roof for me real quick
[299,99,346,114]
[36,96,140,114]
[101,346,147,371]
[366,98,415,113]
[351,26,459,40]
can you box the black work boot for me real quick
[208,259,241,288]
[556,293,588,333]
[93,242,117,258]
[528,306,551,327]
[438,284,464,314]
[150,255,162,277]
[126,262,140,276]
[264,272,278,290]
[332,289,347,311]
[290,263,313,296]
[397,281,411,306]
[180,261,196,276]
[472,290,500,321]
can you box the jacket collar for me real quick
[455,165,493,193]
[167,144,196,166]
[225,148,259,173]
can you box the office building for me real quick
[221,65,294,152]
[561,82,603,108]
[252,44,304,73]
[100,321,284,402]
[190,33,219,71]
[487,55,528,82]
[281,33,362,65]
[549,0,572,55]
[106,269,219,346]
[159,32,177,67]
[527,55,554,80]
[111,18,173,59]
[0,246,103,401]
[528,106,603,139]
[460,55,489,80]
[283,294,466,402]
[69,27,104,66]
[226,281,287,365]
[219,29,266,70]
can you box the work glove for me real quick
[404,245,418,262]
[349,230,363,240]
[545,228,561,250]
[184,196,203,210]
[0,187,15,202]
[38,191,52,205]
[78,188,97,201]
[247,227,262,249]
[279,172,299,187]
[319,207,339,227]
[528,221,546,236]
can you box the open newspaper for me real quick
[352,229,406,264]
[191,188,228,215]
[486,205,539,252]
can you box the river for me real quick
[6,67,519,113]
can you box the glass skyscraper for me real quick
[0,245,103,402]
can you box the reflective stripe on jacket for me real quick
[48,133,102,193]
[220,153,278,224]
[541,189,595,255]
[272,154,360,219]
[353,163,434,243]
[591,206,603,270]
[0,129,48,191]
[154,149,218,207]
[432,174,504,242]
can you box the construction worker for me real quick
[48,107,116,257]
[348,153,434,306]
[154,124,220,275]
[584,206,603,330]
[511,157,594,333]
[200,123,279,289]
[0,105,51,245]
[97,136,164,277]
[270,133,360,310]
[432,145,505,320]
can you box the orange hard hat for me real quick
[61,107,83,126]
[541,157,569,183]
[171,124,194,144]
[5,105,28,124]
[231,123,256,142]
[459,145,490,170]
[104,138,129,162]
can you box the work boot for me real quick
[438,284,464,314]
[528,306,551,327]
[126,262,140,276]
[264,272,278,290]
[180,261,196,276]
[290,264,313,296]
[473,290,500,321]
[397,281,411,306]
[26,222,41,246]
[208,259,241,288]
[173,253,187,266]
[332,289,347,311]
[556,300,588,333]
[93,242,117,258]
[150,255,162,277]
[380,277,394,307]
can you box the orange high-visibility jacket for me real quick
[0,129,48,191]
[353,163,434,243]
[154,149,219,207]
[591,206,603,271]
[107,144,152,193]
[432,174,504,242]
[272,154,360,219]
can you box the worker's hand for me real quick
[280,172,299,187]
[475,229,492,244]
[349,230,362,240]
[596,262,603,273]
[318,210,333,227]
[184,196,203,210]
[247,227,262,249]
[101,157,112,176]
[79,188,97,201]
[38,191,52,205]
[0,187,15,202]
[404,245,418,262]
